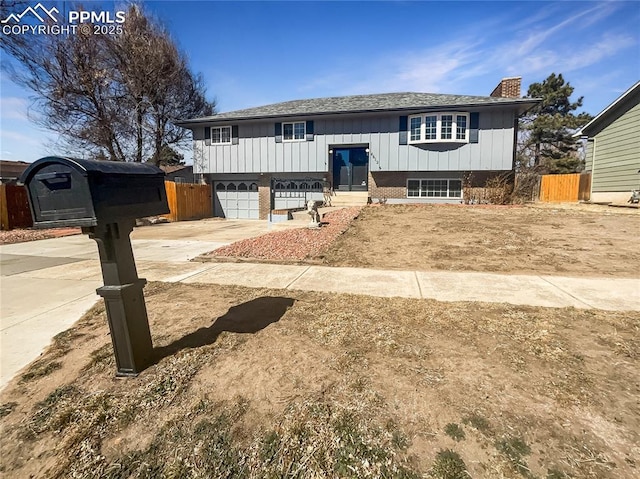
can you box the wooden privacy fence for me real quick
[539,173,591,203]
[0,184,32,231]
[163,181,212,222]
[0,181,212,231]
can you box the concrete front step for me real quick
[329,191,369,206]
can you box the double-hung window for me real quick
[407,179,463,199]
[440,115,453,140]
[424,115,437,140]
[455,115,467,140]
[407,112,469,143]
[283,121,306,141]
[410,117,422,142]
[211,126,231,145]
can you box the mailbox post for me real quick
[85,220,154,376]
[20,157,169,376]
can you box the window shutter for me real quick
[399,116,408,145]
[232,125,239,145]
[275,122,282,143]
[469,112,479,143]
[204,126,211,146]
[306,120,314,141]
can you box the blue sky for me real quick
[1,0,639,163]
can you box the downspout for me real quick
[588,137,596,201]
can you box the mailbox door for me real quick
[28,164,97,226]
[90,174,169,222]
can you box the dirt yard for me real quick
[1,282,638,478]
[321,204,640,277]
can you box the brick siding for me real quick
[369,170,513,201]
[369,171,408,199]
[258,174,271,220]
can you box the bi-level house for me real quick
[176,77,538,219]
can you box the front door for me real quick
[332,147,369,191]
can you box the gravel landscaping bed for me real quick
[201,207,361,261]
[0,227,81,245]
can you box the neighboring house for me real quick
[0,160,31,184]
[176,78,538,219]
[574,81,640,203]
[159,164,196,183]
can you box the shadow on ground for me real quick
[152,296,294,363]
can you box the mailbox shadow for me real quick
[152,296,295,364]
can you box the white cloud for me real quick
[0,130,37,144]
[341,39,480,95]
[497,30,637,79]
[296,1,632,98]
[0,126,58,163]
[0,96,30,121]
[470,2,636,80]
[561,33,636,71]
[511,5,600,57]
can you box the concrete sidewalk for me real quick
[177,263,639,311]
[2,220,639,389]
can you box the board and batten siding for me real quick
[585,99,640,193]
[193,109,517,175]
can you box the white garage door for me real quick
[273,180,325,210]
[215,181,259,219]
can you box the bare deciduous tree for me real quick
[1,3,214,163]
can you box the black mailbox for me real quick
[20,156,171,377]
[20,156,169,228]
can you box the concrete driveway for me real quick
[0,218,292,389]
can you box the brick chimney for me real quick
[490,77,522,98]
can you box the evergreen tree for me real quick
[519,73,592,173]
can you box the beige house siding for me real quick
[587,97,640,194]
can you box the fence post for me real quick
[270,177,275,223]
[0,184,8,231]
[579,173,592,201]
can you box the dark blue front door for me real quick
[332,147,368,191]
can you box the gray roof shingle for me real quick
[177,92,539,125]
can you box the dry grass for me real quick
[1,282,639,478]
[321,203,640,277]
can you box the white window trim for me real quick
[406,178,463,199]
[408,112,470,144]
[211,125,232,145]
[282,121,306,142]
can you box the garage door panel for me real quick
[275,197,306,210]
[215,182,258,219]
